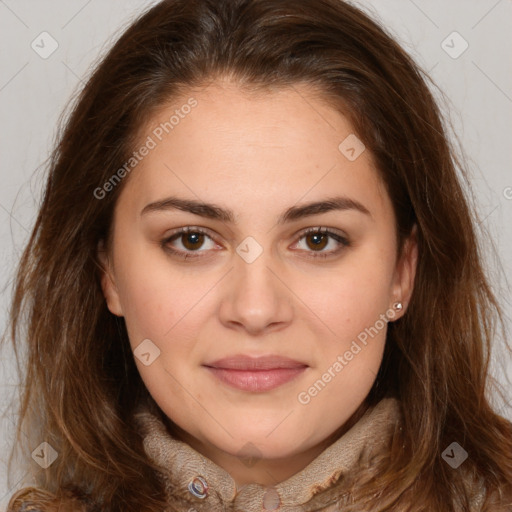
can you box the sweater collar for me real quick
[133,397,400,511]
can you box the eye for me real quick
[292,227,350,258]
[161,227,219,259]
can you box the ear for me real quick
[97,240,124,317]
[390,224,418,319]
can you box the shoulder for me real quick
[6,486,89,512]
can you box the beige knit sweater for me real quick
[132,397,489,511]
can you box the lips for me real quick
[204,355,308,370]
[203,355,308,392]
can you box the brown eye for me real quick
[294,227,350,258]
[161,227,219,259]
[305,232,329,251]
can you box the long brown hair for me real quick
[4,0,512,510]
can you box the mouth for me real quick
[202,354,308,392]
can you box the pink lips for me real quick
[203,355,308,392]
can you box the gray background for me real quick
[1,0,511,507]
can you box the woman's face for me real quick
[99,80,417,483]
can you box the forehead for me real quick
[118,81,390,221]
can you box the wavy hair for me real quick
[3,0,512,510]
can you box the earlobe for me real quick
[97,240,124,317]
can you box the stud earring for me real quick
[393,301,403,311]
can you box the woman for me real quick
[4,0,512,510]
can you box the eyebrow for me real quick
[140,195,372,224]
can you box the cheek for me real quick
[300,252,394,341]
[113,246,202,344]
[296,266,390,415]
[113,255,207,414]
[294,244,393,407]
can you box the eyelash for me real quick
[160,226,350,261]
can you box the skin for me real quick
[98,79,418,489]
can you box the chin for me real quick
[223,426,312,456]
[226,437,302,461]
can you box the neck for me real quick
[160,398,371,488]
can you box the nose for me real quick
[218,247,294,336]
